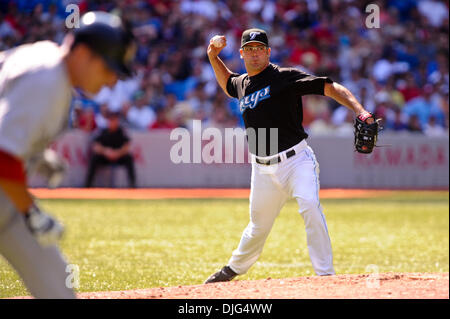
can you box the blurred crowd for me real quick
[1,0,449,137]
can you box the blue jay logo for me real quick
[249,32,260,40]
[239,86,271,113]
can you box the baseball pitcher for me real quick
[205,29,377,283]
[0,11,136,298]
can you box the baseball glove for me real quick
[354,112,379,154]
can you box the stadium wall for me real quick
[28,130,449,189]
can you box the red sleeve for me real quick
[0,149,26,183]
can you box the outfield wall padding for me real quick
[28,130,449,189]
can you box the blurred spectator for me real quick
[387,0,418,22]
[402,84,446,129]
[373,90,393,122]
[0,12,18,44]
[308,107,334,135]
[85,111,136,188]
[284,1,318,31]
[386,107,409,132]
[407,114,423,133]
[95,104,110,130]
[40,4,64,29]
[289,36,321,71]
[384,76,406,108]
[440,91,449,129]
[303,95,330,128]
[70,97,100,132]
[398,74,423,102]
[150,107,177,130]
[186,82,213,120]
[94,78,140,112]
[334,109,355,137]
[359,86,376,114]
[331,105,349,127]
[172,101,195,129]
[203,103,237,129]
[70,99,83,129]
[428,51,449,93]
[372,52,409,83]
[417,0,449,28]
[125,90,156,131]
[77,106,97,133]
[424,115,447,137]
[397,42,420,71]
[1,0,448,136]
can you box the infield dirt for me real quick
[11,272,448,299]
[78,272,448,299]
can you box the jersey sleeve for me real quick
[226,73,241,98]
[288,68,333,97]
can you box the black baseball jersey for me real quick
[226,63,333,156]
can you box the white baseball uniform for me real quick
[225,63,335,276]
[0,41,75,298]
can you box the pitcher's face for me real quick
[240,43,271,75]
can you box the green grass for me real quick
[0,191,448,298]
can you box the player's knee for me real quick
[297,197,320,215]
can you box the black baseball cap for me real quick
[241,28,269,48]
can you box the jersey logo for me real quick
[249,32,260,40]
[239,85,271,113]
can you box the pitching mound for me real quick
[77,272,448,299]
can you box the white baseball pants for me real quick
[0,189,75,298]
[228,139,335,276]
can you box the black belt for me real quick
[255,149,297,165]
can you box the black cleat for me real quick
[204,266,238,284]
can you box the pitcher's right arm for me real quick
[207,36,234,98]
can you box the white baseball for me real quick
[211,35,225,48]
